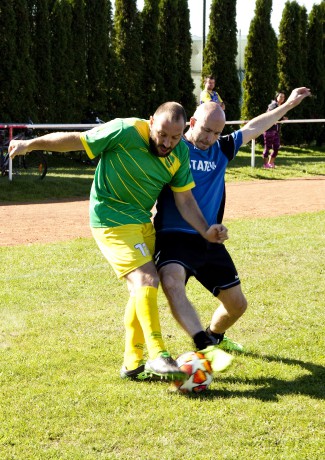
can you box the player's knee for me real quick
[238,295,248,315]
[160,271,179,293]
[223,293,247,318]
[160,270,187,304]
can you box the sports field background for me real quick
[1,209,324,459]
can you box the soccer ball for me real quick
[173,351,213,394]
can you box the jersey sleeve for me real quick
[80,118,124,159]
[219,130,243,162]
[169,143,195,192]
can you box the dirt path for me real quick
[0,177,324,247]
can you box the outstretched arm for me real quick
[241,87,311,145]
[9,132,84,159]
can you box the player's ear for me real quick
[149,115,154,128]
[189,117,196,128]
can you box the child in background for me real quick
[262,91,287,169]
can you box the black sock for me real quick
[193,330,215,350]
[206,326,225,345]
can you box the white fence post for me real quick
[251,139,255,168]
[9,157,12,181]
[8,126,13,181]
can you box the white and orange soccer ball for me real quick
[173,351,213,394]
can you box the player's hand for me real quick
[9,140,29,159]
[286,87,311,108]
[204,224,229,243]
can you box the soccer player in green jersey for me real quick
[9,102,230,381]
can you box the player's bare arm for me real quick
[241,87,311,145]
[9,132,84,159]
[173,190,227,243]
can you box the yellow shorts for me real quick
[91,223,156,279]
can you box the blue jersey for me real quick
[154,130,243,234]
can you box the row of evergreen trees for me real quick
[0,0,196,124]
[243,0,325,143]
[0,1,324,144]
[203,0,325,143]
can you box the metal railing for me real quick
[1,119,324,180]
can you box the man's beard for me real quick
[149,137,172,157]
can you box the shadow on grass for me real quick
[0,167,94,202]
[180,352,325,401]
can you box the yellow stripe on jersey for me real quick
[80,134,96,159]
[108,166,147,210]
[117,144,163,194]
[170,181,195,193]
[133,119,150,143]
[102,202,146,226]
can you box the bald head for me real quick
[193,101,225,124]
[186,102,226,150]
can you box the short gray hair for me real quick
[154,102,187,124]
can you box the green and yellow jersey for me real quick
[80,118,194,228]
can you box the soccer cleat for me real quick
[218,335,244,353]
[145,351,187,381]
[120,361,151,381]
[199,345,233,372]
[262,163,272,169]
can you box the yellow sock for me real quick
[135,286,166,359]
[123,295,145,370]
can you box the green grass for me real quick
[0,153,95,202]
[1,212,324,459]
[226,144,325,182]
[0,146,324,203]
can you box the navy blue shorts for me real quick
[154,232,240,297]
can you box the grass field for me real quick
[1,210,324,459]
[1,144,324,458]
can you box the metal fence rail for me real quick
[1,119,324,180]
